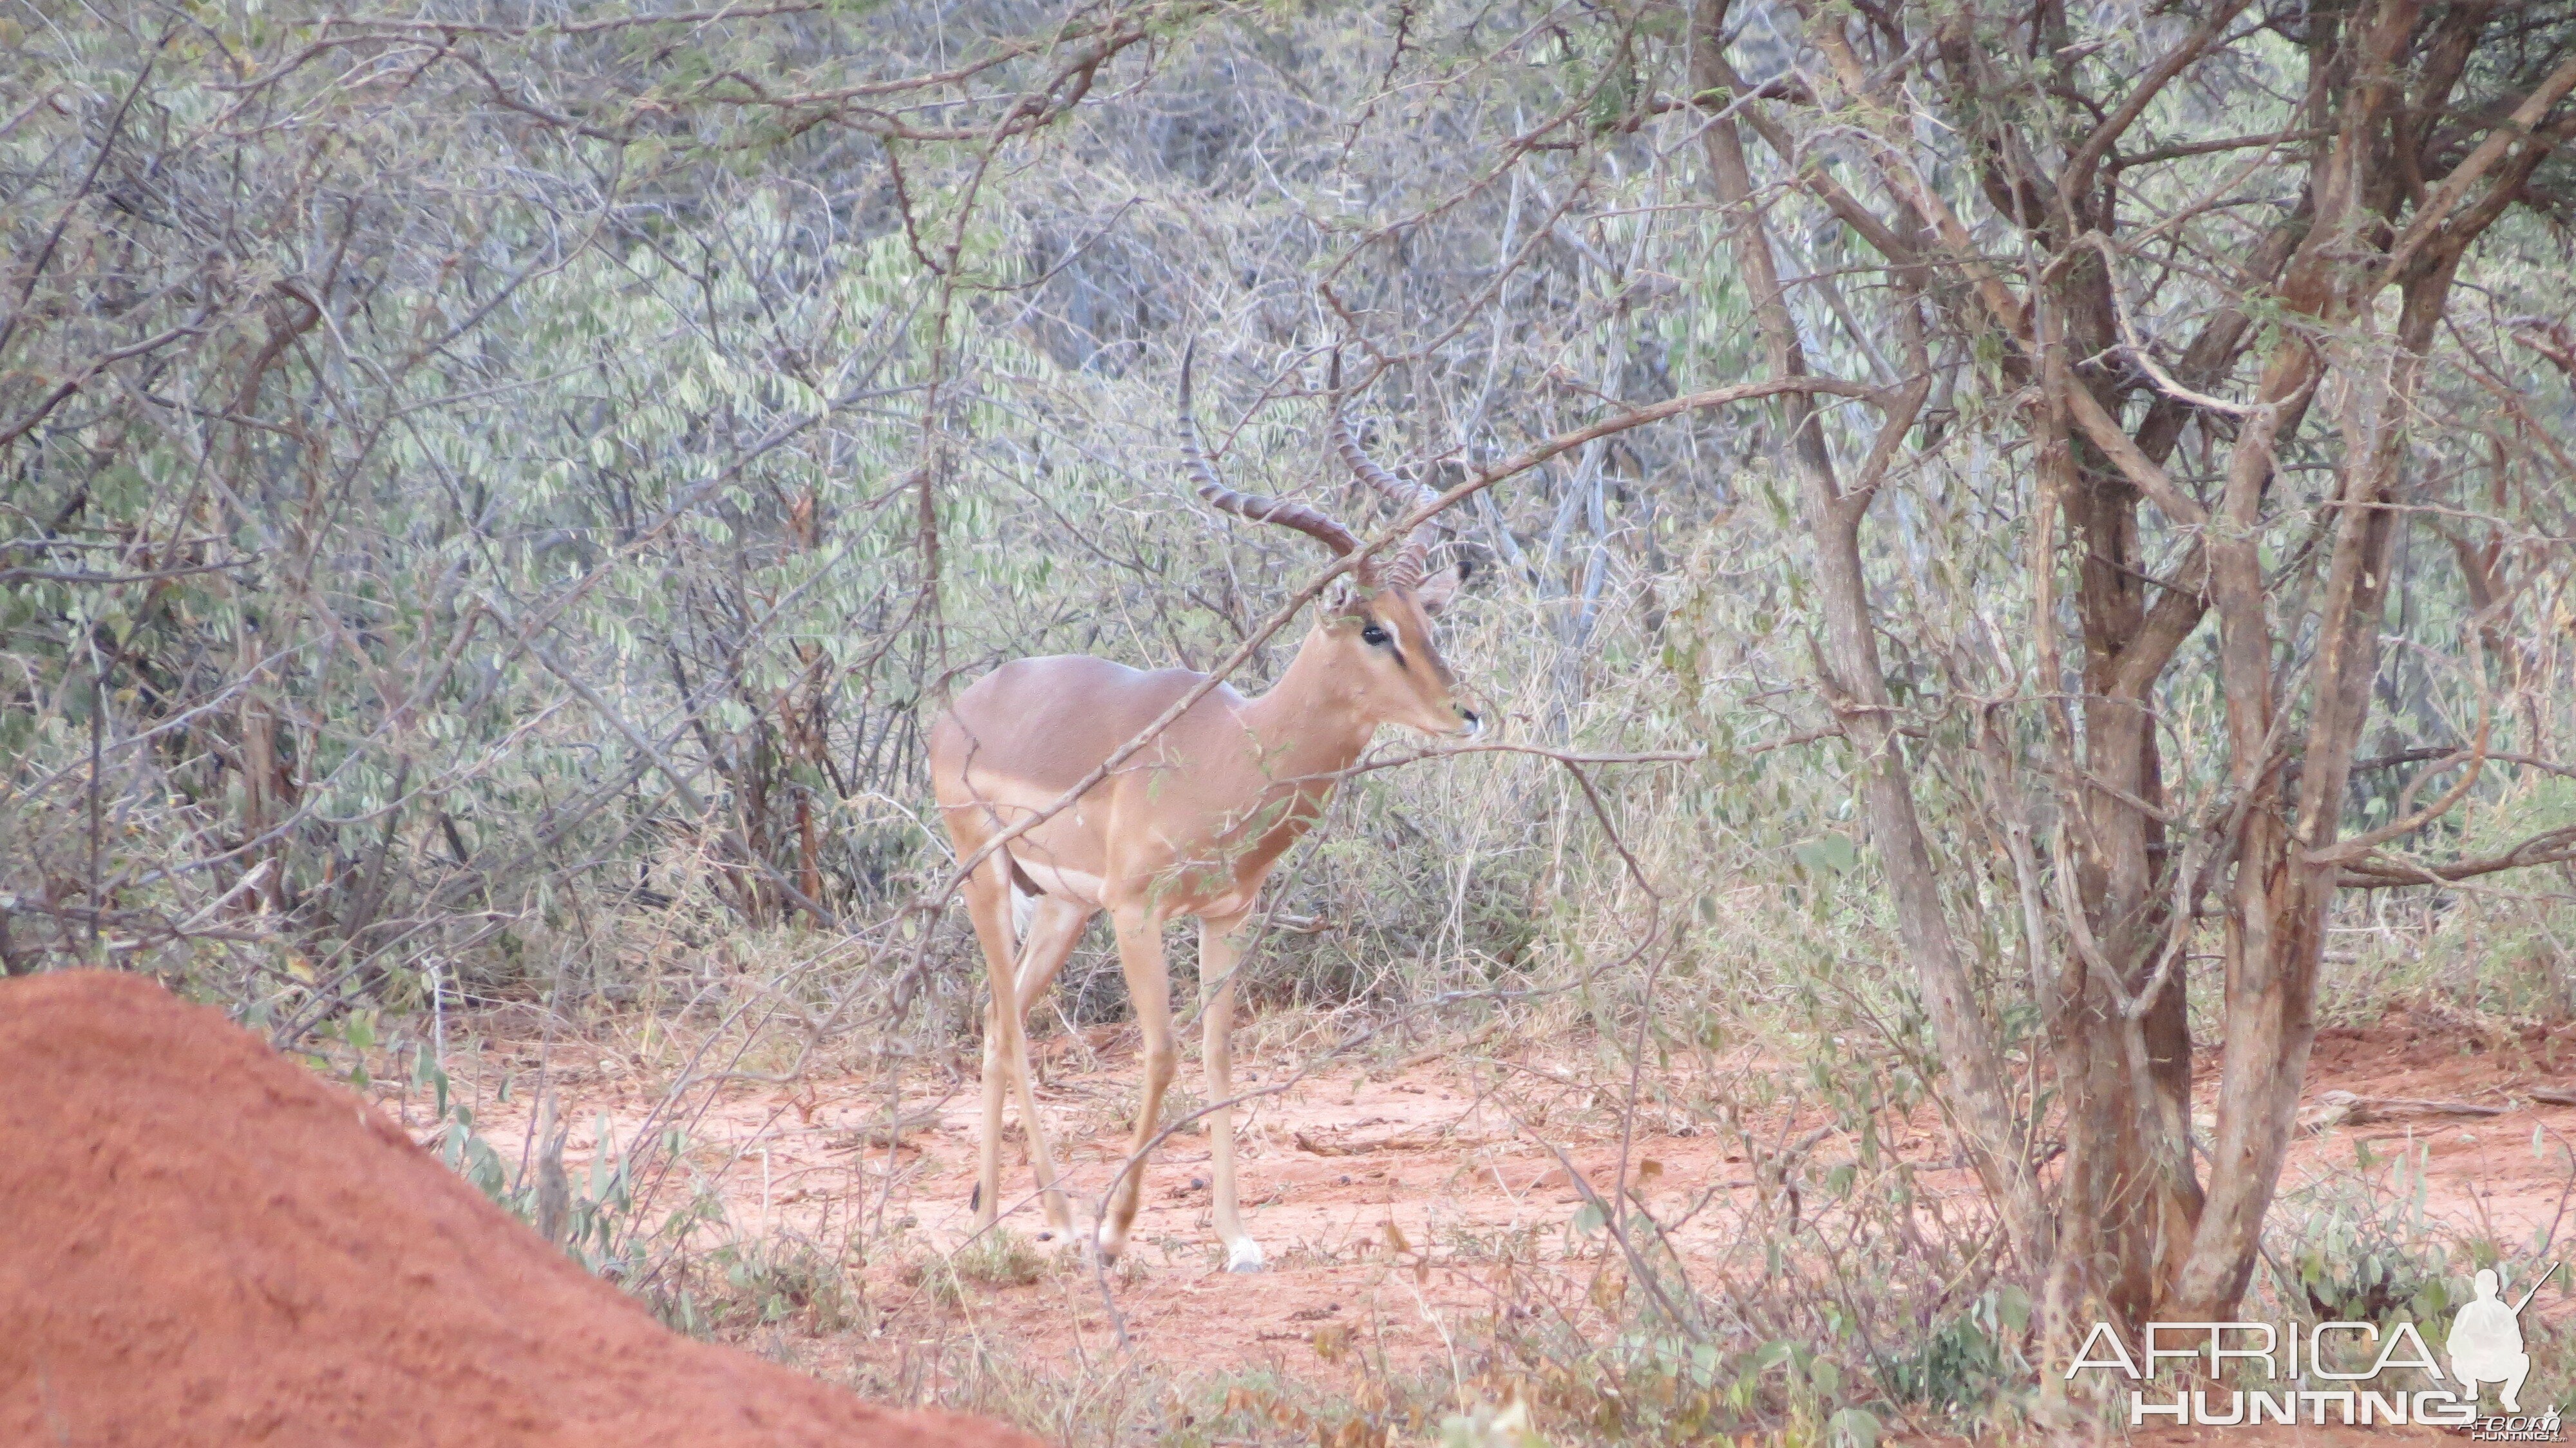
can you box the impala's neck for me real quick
[1237,625,1378,786]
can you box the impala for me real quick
[929,352,1475,1272]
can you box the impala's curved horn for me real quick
[1179,342,1364,564]
[1328,351,1443,589]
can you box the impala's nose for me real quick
[1457,708,1483,737]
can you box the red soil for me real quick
[0,971,1038,1448]
[463,1014,2575,1387]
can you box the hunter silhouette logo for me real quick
[2065,1261,2563,1433]
[2450,1264,2553,1413]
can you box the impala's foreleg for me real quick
[1198,911,1262,1271]
[1099,905,1173,1263]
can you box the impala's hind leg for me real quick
[1097,904,1173,1264]
[958,853,1020,1234]
[1001,895,1090,1236]
[1199,911,1262,1271]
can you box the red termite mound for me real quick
[0,970,1039,1448]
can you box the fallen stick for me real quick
[2302,1088,2507,1129]
[1294,1127,1499,1156]
[826,1106,945,1150]
[2530,1085,2576,1108]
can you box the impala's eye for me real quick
[1360,623,1391,647]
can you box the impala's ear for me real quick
[1414,561,1467,616]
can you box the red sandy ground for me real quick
[433,1003,2576,1444]
[446,1011,2575,1369]
[0,970,1038,1448]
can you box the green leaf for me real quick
[1810,1357,1841,1398]
[1996,1284,2032,1335]
[1795,834,1860,875]
[1828,1407,1882,1448]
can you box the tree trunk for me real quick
[1694,29,2052,1274]
[2174,254,2463,1313]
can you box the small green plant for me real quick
[955,1228,1050,1288]
[898,1228,1050,1310]
[2264,1159,2461,1339]
[1882,1288,2028,1413]
[699,1236,862,1334]
[412,1044,656,1281]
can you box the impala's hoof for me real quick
[1094,1224,1126,1264]
[1225,1238,1265,1273]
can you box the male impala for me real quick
[929,351,1475,1272]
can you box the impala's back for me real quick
[930,654,1251,908]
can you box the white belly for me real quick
[1012,853,1105,907]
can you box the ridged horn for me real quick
[1328,351,1443,589]
[1179,342,1365,566]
